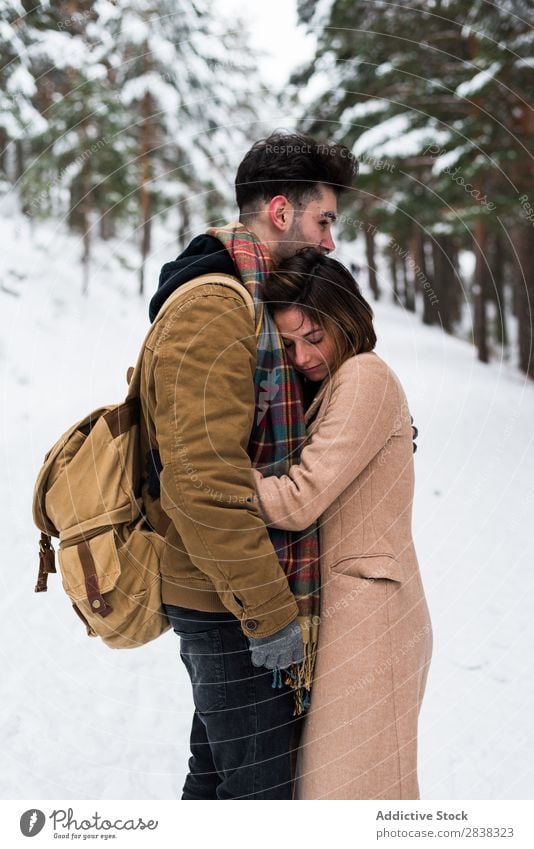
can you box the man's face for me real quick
[274,185,338,261]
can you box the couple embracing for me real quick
[141,132,432,800]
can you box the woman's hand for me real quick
[251,468,264,507]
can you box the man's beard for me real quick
[271,220,308,263]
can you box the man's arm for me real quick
[151,284,298,638]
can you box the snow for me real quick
[51,130,80,157]
[119,13,151,46]
[121,72,180,113]
[29,31,92,71]
[456,62,502,99]
[0,97,47,138]
[148,33,178,68]
[432,145,471,175]
[86,63,108,82]
[93,0,121,27]
[342,99,388,123]
[1,209,534,800]
[371,293,534,801]
[353,113,451,161]
[375,61,394,77]
[353,113,412,155]
[309,0,335,26]
[513,29,534,48]
[6,65,36,97]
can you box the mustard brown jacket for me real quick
[139,276,298,639]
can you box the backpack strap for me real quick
[168,274,257,326]
[126,273,260,399]
[35,532,57,593]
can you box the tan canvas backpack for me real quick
[32,274,256,648]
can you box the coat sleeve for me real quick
[151,286,298,637]
[254,355,403,531]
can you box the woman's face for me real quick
[275,307,338,382]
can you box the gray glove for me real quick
[247,620,304,670]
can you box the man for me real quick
[141,132,356,799]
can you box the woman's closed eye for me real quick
[282,335,323,348]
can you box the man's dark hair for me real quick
[235,131,358,218]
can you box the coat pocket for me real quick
[331,553,405,583]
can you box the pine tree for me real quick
[0,1,47,186]
[3,0,267,293]
[107,0,265,294]
[292,0,534,374]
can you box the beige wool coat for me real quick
[255,352,433,800]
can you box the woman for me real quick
[253,249,432,800]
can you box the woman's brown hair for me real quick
[263,248,376,371]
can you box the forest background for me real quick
[1,0,533,375]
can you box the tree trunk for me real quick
[15,139,24,181]
[432,235,458,334]
[139,167,151,296]
[99,214,115,240]
[402,252,416,312]
[76,117,92,295]
[388,248,400,304]
[473,217,490,364]
[0,128,7,176]
[511,261,520,319]
[80,181,92,296]
[513,224,534,378]
[490,231,508,349]
[139,179,151,297]
[138,66,155,296]
[178,197,191,249]
[411,226,433,325]
[450,239,462,327]
[365,225,380,301]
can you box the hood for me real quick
[149,234,238,322]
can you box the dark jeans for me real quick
[165,604,300,800]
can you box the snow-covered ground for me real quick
[1,207,533,800]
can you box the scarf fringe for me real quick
[284,639,317,716]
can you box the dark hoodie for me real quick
[149,234,238,322]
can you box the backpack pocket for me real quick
[43,402,140,538]
[58,525,169,648]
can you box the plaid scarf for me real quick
[206,222,320,713]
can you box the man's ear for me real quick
[267,195,293,232]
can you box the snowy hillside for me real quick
[1,209,533,800]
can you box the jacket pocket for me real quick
[331,553,405,583]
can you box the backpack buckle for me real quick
[35,533,56,593]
